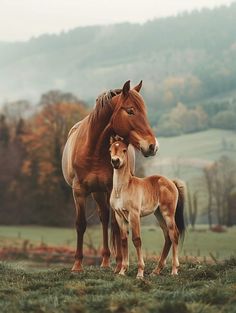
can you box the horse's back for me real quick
[62,118,87,186]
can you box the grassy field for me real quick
[145,129,236,181]
[1,258,236,313]
[0,225,236,260]
[154,129,236,161]
[1,225,236,312]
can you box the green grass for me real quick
[1,225,236,260]
[0,258,236,313]
[156,129,236,161]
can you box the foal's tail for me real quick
[173,179,186,242]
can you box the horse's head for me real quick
[109,136,129,169]
[110,80,158,157]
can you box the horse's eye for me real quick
[126,108,134,115]
[123,149,127,153]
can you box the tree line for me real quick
[0,91,88,226]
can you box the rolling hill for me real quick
[1,3,236,125]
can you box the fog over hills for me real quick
[1,3,236,124]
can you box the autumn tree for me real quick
[19,99,87,225]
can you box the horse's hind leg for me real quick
[152,208,172,275]
[92,192,111,268]
[72,185,87,272]
[159,207,180,275]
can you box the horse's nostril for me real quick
[149,144,155,152]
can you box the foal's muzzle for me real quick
[111,158,121,169]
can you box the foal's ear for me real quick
[133,80,142,93]
[122,80,130,97]
[110,136,116,145]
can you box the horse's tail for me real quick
[173,179,186,242]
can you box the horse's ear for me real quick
[122,80,130,97]
[133,80,142,93]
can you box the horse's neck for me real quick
[89,103,113,137]
[113,162,131,191]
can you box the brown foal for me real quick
[109,138,185,278]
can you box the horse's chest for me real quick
[82,172,112,192]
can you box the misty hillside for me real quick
[1,3,236,125]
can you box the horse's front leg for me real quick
[72,186,87,272]
[92,192,111,268]
[130,212,145,279]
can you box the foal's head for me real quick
[109,137,129,170]
[110,81,158,157]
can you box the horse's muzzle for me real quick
[141,139,159,157]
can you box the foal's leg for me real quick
[130,212,145,279]
[72,185,87,272]
[152,209,172,275]
[115,212,129,275]
[111,211,123,274]
[92,192,111,268]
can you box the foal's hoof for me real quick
[136,275,144,280]
[118,272,126,276]
[114,265,122,274]
[150,270,160,277]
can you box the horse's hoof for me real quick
[71,261,83,273]
[71,268,83,274]
[100,261,110,269]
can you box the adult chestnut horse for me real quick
[62,80,158,272]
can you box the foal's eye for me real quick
[123,149,127,153]
[126,108,135,115]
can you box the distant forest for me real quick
[0,3,236,136]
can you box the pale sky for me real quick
[0,0,234,42]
